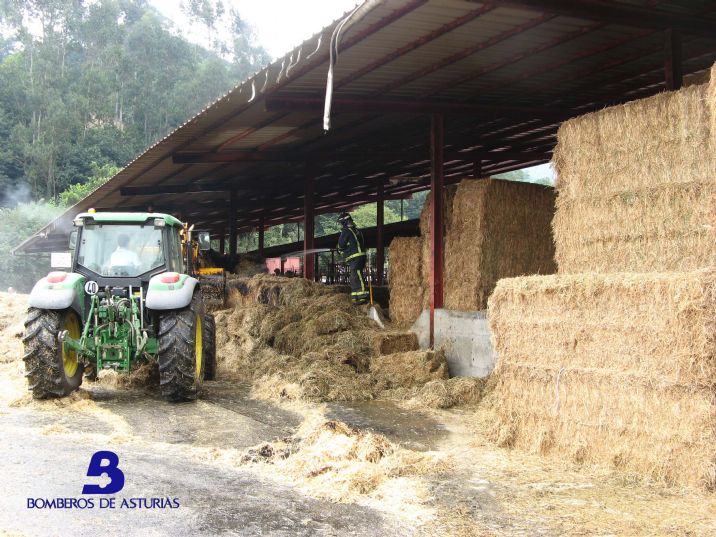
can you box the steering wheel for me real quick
[109,265,133,277]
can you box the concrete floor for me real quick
[0,381,418,537]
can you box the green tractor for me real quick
[23,211,220,402]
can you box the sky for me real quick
[150,0,360,59]
[149,0,555,182]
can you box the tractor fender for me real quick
[146,273,198,310]
[28,272,86,312]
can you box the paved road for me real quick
[0,381,417,537]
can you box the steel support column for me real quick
[473,160,482,178]
[304,177,315,280]
[376,180,385,286]
[258,217,265,257]
[664,28,683,90]
[429,114,444,348]
[229,190,237,269]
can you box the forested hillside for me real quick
[0,0,269,205]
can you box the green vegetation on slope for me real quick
[0,0,269,206]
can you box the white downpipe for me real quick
[323,0,382,132]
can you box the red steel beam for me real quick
[258,216,265,256]
[664,28,683,90]
[303,176,315,281]
[264,96,569,119]
[376,180,385,286]
[228,190,238,268]
[429,114,444,348]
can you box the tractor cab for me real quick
[71,211,188,286]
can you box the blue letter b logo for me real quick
[82,451,125,494]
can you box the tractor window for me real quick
[166,228,183,272]
[78,224,164,277]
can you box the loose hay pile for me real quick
[488,271,716,488]
[241,416,451,511]
[552,82,716,273]
[215,275,463,407]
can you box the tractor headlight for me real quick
[153,218,165,228]
[73,218,84,227]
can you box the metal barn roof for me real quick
[16,0,716,253]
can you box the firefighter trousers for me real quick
[348,256,369,303]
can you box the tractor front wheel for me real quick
[23,308,84,399]
[157,292,204,402]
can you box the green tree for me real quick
[0,0,269,207]
[57,162,120,207]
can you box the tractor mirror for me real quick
[197,231,211,251]
[68,230,78,250]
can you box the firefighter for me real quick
[336,212,369,304]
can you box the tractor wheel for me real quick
[23,308,83,399]
[157,291,204,402]
[203,313,216,381]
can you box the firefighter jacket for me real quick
[337,225,366,261]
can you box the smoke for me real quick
[0,182,33,208]
[0,183,63,293]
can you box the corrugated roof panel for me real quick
[14,0,716,251]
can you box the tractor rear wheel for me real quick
[23,308,83,399]
[203,313,216,381]
[157,292,205,401]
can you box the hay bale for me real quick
[553,84,713,197]
[419,185,458,237]
[388,287,424,327]
[552,82,716,273]
[370,350,448,390]
[388,237,425,326]
[388,237,422,287]
[367,330,418,356]
[710,63,716,152]
[488,271,716,487]
[552,182,716,273]
[444,179,556,310]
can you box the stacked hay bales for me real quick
[419,185,458,305]
[489,272,716,487]
[552,83,716,273]
[489,70,716,487]
[444,179,556,310]
[388,237,424,326]
[388,179,556,324]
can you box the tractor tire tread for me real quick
[157,293,204,402]
[203,313,216,381]
[22,308,82,399]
